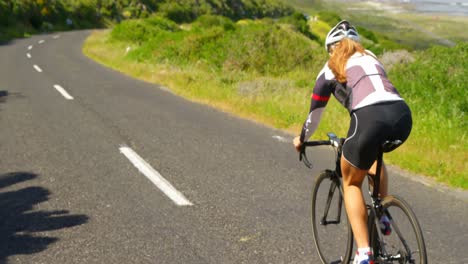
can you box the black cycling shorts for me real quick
[342,100,412,170]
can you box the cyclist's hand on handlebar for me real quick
[293,136,302,152]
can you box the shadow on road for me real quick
[0,90,8,104]
[0,91,27,110]
[0,172,89,263]
[0,40,13,46]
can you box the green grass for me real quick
[386,44,467,187]
[83,14,467,190]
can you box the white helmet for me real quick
[325,20,360,52]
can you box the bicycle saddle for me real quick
[382,140,403,153]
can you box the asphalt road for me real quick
[0,31,466,264]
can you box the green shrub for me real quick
[391,42,467,126]
[280,12,319,40]
[145,15,179,31]
[356,26,378,43]
[0,2,7,26]
[317,11,341,26]
[111,20,159,43]
[194,15,236,31]
[223,22,322,74]
[158,2,195,23]
[117,16,324,75]
[110,15,178,44]
[242,0,294,19]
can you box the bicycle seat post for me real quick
[372,146,384,201]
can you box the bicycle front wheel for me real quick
[370,195,427,264]
[312,170,353,264]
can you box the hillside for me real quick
[285,0,468,49]
[0,0,294,41]
[1,0,439,52]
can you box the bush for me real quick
[158,2,194,23]
[356,26,378,43]
[222,21,322,74]
[280,12,319,40]
[391,43,467,129]
[116,16,324,75]
[111,15,178,44]
[242,0,294,19]
[145,15,179,31]
[194,15,236,31]
[111,20,158,43]
[317,11,341,26]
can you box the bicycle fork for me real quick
[321,176,344,225]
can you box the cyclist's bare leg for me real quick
[341,156,369,248]
[368,160,388,198]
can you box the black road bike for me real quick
[300,133,427,264]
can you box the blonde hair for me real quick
[328,38,367,83]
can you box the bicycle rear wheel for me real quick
[370,195,427,264]
[312,170,353,264]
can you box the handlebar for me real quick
[299,133,345,169]
[299,140,331,169]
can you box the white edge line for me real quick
[53,85,74,100]
[27,53,31,58]
[33,65,42,72]
[119,146,193,206]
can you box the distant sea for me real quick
[394,0,468,16]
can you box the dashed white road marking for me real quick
[38,39,45,44]
[33,65,42,72]
[119,145,193,206]
[53,35,60,39]
[27,53,31,59]
[28,45,33,50]
[53,85,74,100]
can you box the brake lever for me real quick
[299,145,305,161]
[300,146,313,169]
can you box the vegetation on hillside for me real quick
[387,43,467,188]
[110,14,323,75]
[0,0,294,41]
[1,0,403,54]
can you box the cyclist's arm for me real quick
[299,72,333,142]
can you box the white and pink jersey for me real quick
[300,51,403,142]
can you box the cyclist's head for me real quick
[325,20,360,54]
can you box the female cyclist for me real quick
[293,21,412,264]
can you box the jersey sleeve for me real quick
[299,71,333,142]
